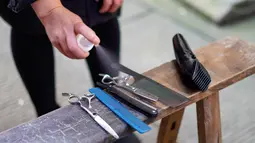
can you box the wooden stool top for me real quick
[0,37,254,143]
[144,37,255,121]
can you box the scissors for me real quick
[62,93,119,139]
[99,74,159,102]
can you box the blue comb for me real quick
[89,87,151,134]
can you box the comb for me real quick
[173,33,211,91]
[89,87,151,134]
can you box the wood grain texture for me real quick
[196,92,222,143]
[157,109,184,143]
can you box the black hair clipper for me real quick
[172,33,211,91]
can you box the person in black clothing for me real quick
[0,0,122,116]
[1,1,142,142]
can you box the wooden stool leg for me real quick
[157,109,185,143]
[196,92,222,143]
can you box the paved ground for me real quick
[0,0,255,142]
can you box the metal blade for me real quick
[94,115,119,139]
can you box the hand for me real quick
[32,0,100,59]
[99,0,123,13]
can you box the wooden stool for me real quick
[142,37,255,143]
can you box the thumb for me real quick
[74,22,100,46]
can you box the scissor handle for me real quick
[99,74,117,85]
[68,95,81,104]
[83,93,95,98]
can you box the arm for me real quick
[8,0,100,59]
[8,0,123,59]
[8,0,124,14]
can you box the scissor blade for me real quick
[118,84,158,102]
[99,73,107,77]
[94,115,119,139]
[134,88,159,102]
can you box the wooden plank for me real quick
[157,109,184,143]
[196,92,222,143]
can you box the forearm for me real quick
[8,0,62,15]
[31,0,63,18]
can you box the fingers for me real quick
[100,0,113,13]
[65,29,90,59]
[100,0,123,13]
[51,31,76,59]
[50,23,97,59]
[42,6,95,59]
[74,22,100,46]
[52,42,69,57]
[51,29,86,59]
[109,0,123,13]
[58,37,77,59]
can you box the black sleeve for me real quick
[8,0,36,13]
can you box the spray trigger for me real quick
[76,34,94,52]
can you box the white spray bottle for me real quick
[76,34,95,52]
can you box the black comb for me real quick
[172,33,211,91]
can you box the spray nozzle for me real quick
[76,34,94,52]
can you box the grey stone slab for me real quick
[0,97,148,143]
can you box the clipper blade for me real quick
[173,33,211,91]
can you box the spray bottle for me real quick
[76,34,95,52]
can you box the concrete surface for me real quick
[0,0,255,142]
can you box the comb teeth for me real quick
[192,62,211,91]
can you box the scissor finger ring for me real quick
[68,95,80,104]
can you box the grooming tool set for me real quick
[63,33,211,139]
